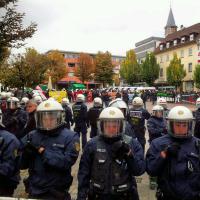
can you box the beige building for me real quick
[155,8,200,91]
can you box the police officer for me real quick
[20,97,29,110]
[147,105,167,143]
[2,97,28,139]
[194,97,200,139]
[0,109,20,197]
[87,97,103,138]
[72,94,88,149]
[77,107,145,200]
[146,106,200,200]
[129,97,150,150]
[20,100,80,200]
[147,105,167,190]
[61,97,74,130]
[157,97,169,118]
[109,98,135,138]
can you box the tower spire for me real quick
[165,7,177,37]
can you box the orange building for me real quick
[47,50,125,89]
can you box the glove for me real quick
[112,140,130,159]
[71,121,74,126]
[165,142,180,157]
[87,123,90,128]
[24,142,39,156]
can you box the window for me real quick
[166,42,170,48]
[188,48,193,56]
[68,63,75,67]
[188,63,192,72]
[181,37,185,43]
[180,50,184,58]
[160,45,163,50]
[166,54,169,62]
[160,68,163,77]
[68,72,74,77]
[160,56,163,63]
[190,34,194,41]
[174,40,177,46]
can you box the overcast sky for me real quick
[17,0,200,56]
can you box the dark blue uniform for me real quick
[87,106,103,138]
[146,134,200,200]
[77,134,145,200]
[2,108,28,139]
[129,108,150,150]
[20,127,80,200]
[147,116,167,143]
[72,102,88,148]
[0,130,20,196]
[62,104,74,130]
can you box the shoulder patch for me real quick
[74,142,80,152]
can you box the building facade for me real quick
[134,37,164,63]
[47,50,125,88]
[155,8,200,91]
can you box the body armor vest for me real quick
[90,135,132,195]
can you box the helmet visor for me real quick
[7,102,18,109]
[35,111,64,131]
[153,110,163,118]
[99,119,124,138]
[169,120,193,138]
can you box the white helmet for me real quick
[34,96,42,105]
[76,94,85,102]
[93,97,103,107]
[0,92,7,99]
[21,97,29,104]
[152,105,164,118]
[7,97,19,109]
[132,97,143,108]
[97,107,125,138]
[157,97,167,109]
[109,98,128,118]
[35,100,65,131]
[62,98,69,105]
[6,92,13,98]
[196,97,200,109]
[48,97,56,101]
[167,106,193,138]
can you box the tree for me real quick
[0,0,37,61]
[120,49,141,85]
[167,53,186,90]
[46,50,67,85]
[94,51,114,87]
[0,48,49,88]
[193,64,200,89]
[141,52,160,86]
[76,53,94,83]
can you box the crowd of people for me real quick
[0,89,200,200]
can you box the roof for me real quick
[46,50,125,59]
[135,36,164,47]
[165,8,176,28]
[155,23,200,54]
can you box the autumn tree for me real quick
[46,50,67,85]
[141,52,160,86]
[167,53,186,90]
[0,0,37,62]
[94,51,114,87]
[0,48,49,88]
[120,49,141,85]
[194,64,200,89]
[76,53,94,83]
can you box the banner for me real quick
[49,91,67,102]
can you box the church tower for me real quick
[165,7,177,37]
